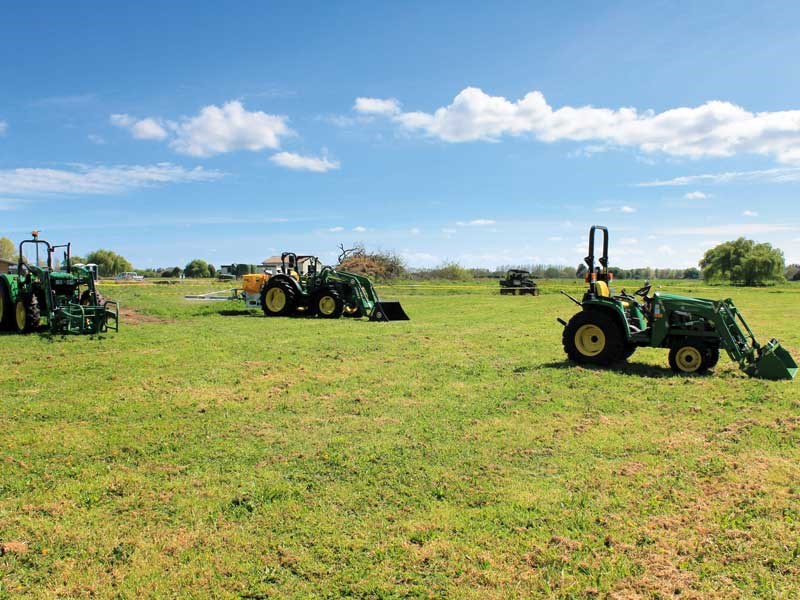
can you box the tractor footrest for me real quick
[370,301,410,321]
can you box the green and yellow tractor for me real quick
[259,252,409,321]
[559,226,796,379]
[0,231,119,335]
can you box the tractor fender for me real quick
[267,274,303,295]
[0,274,20,302]
[581,303,631,339]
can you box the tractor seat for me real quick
[594,280,610,297]
[289,270,300,281]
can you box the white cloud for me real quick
[270,152,340,172]
[620,205,636,213]
[352,226,367,232]
[664,223,798,235]
[684,191,708,199]
[327,226,344,232]
[547,236,563,241]
[621,237,639,245]
[636,167,800,187]
[456,219,496,226]
[657,244,676,256]
[113,101,294,157]
[363,87,800,164]
[0,163,222,196]
[87,133,106,145]
[110,113,168,140]
[354,97,401,116]
[441,227,457,234]
[410,227,421,235]
[171,101,292,156]
[0,120,6,136]
[742,209,759,217]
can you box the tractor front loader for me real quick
[259,252,409,321]
[558,226,796,380]
[0,231,119,335]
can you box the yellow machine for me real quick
[241,273,269,308]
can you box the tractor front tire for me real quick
[563,310,626,366]
[261,280,296,317]
[622,343,637,361]
[343,304,364,318]
[315,289,344,319]
[13,296,40,333]
[668,341,711,375]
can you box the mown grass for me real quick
[1,280,799,598]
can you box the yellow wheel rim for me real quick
[15,301,27,330]
[575,324,606,357]
[318,295,336,315]
[265,287,286,312]
[675,346,703,373]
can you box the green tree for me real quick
[785,264,800,281]
[700,238,785,285]
[683,267,701,280]
[0,236,15,260]
[86,249,133,277]
[184,259,213,278]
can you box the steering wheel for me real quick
[634,284,652,297]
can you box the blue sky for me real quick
[2,0,800,269]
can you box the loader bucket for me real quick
[370,301,410,322]
[743,339,798,380]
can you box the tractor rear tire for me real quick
[315,289,344,319]
[668,341,711,375]
[563,310,626,366]
[0,279,12,331]
[261,280,296,317]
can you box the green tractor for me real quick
[260,252,409,321]
[499,269,539,295]
[0,231,119,335]
[559,226,796,379]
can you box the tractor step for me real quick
[743,339,798,380]
[370,301,410,321]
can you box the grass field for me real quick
[1,279,799,598]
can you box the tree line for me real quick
[2,234,797,285]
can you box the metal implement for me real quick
[0,231,119,335]
[557,225,796,380]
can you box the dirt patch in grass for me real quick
[119,306,171,325]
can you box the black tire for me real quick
[622,343,637,361]
[13,295,40,333]
[315,288,344,319]
[260,280,296,317]
[343,304,364,318]
[0,279,12,331]
[533,288,540,297]
[668,341,711,375]
[705,346,720,369]
[563,310,626,366]
[80,289,105,306]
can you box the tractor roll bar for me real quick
[585,225,609,274]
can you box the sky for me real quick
[2,0,800,270]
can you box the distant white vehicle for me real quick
[115,271,144,281]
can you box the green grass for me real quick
[1,280,799,598]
